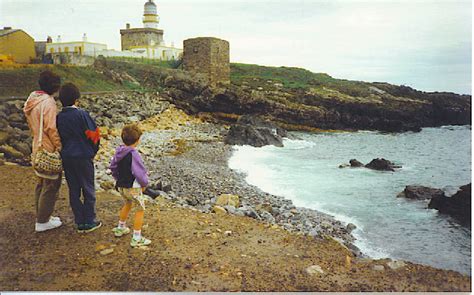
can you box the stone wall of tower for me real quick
[120,28,164,50]
[183,37,230,87]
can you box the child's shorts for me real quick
[118,187,147,210]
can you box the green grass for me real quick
[230,63,333,89]
[0,65,128,97]
[230,63,373,97]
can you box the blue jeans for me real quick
[62,158,97,225]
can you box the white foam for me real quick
[282,138,316,150]
[353,232,391,259]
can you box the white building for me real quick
[46,34,107,57]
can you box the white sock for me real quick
[133,230,141,240]
[118,221,126,229]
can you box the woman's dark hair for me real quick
[121,124,143,146]
[38,70,61,95]
[58,83,81,107]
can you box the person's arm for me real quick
[82,111,100,155]
[131,150,149,188]
[109,153,119,180]
[43,100,62,151]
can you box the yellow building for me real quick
[0,27,36,64]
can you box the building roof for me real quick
[120,27,163,34]
[0,29,21,37]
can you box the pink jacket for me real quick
[23,91,62,155]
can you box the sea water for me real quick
[228,126,471,275]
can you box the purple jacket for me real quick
[109,145,148,188]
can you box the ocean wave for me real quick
[282,138,316,150]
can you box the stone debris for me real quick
[305,265,324,275]
[387,260,406,270]
[99,248,114,256]
[373,265,385,271]
[215,194,240,207]
[212,205,227,215]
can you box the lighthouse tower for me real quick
[143,0,159,29]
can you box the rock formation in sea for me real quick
[224,115,286,147]
[397,185,446,200]
[428,183,471,227]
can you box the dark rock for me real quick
[365,158,399,171]
[185,196,199,206]
[349,159,364,167]
[10,141,30,156]
[143,188,161,199]
[162,183,172,193]
[225,124,283,147]
[346,223,357,233]
[149,180,172,192]
[149,181,162,191]
[429,184,471,227]
[397,185,446,200]
[224,115,286,147]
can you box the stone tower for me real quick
[120,0,164,50]
[183,37,230,87]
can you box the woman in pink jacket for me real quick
[23,70,63,232]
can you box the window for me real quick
[50,48,54,53]
[64,47,69,53]
[193,47,198,53]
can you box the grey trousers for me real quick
[35,174,62,223]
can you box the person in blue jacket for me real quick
[57,83,101,233]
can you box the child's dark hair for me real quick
[121,124,143,146]
[58,83,81,107]
[38,70,61,95]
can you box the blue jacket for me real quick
[57,107,100,159]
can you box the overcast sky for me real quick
[1,0,471,94]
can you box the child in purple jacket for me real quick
[109,124,151,247]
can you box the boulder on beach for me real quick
[224,115,286,147]
[428,183,471,227]
[365,158,400,171]
[397,185,446,200]
[215,194,240,208]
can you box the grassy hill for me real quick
[230,63,376,98]
[0,65,129,97]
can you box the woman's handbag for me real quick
[32,101,62,175]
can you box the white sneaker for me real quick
[35,219,62,232]
[50,216,61,223]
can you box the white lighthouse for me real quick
[143,0,159,29]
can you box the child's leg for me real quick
[119,201,132,225]
[80,158,97,225]
[63,158,85,225]
[133,210,144,232]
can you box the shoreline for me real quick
[93,105,361,254]
[0,101,471,290]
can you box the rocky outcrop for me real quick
[428,184,471,227]
[134,60,471,133]
[2,91,170,164]
[339,158,400,171]
[224,115,286,147]
[365,158,400,171]
[0,99,32,165]
[349,159,364,167]
[397,185,446,200]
